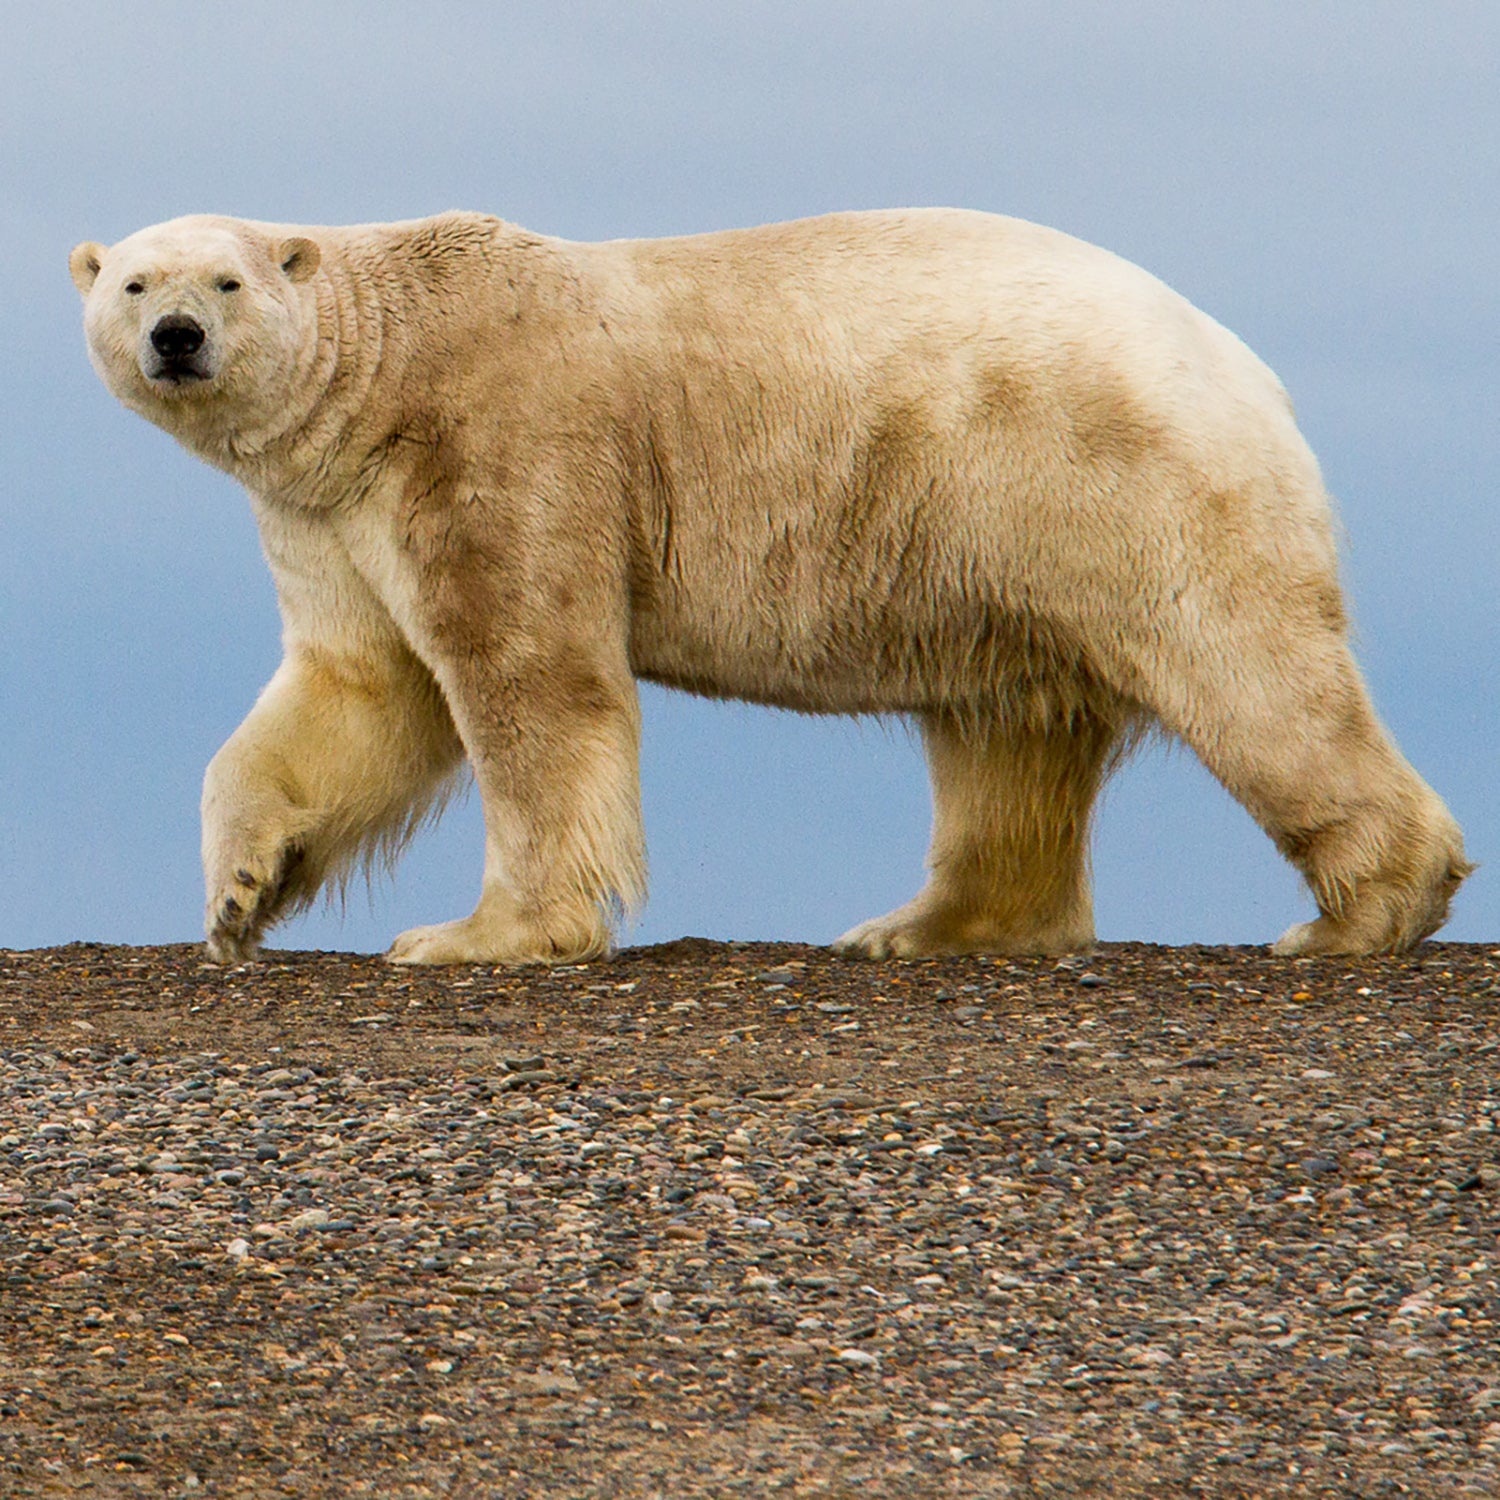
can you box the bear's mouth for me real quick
[145,357,214,388]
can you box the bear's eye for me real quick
[217,278,241,293]
[124,280,145,296]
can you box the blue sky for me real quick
[2,2,1494,954]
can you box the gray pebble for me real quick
[499,1069,558,1090]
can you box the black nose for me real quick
[150,313,205,359]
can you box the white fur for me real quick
[70,208,1469,961]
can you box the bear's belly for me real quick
[627,594,1104,720]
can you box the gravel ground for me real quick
[2,938,1499,1498]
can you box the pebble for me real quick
[499,1069,558,1090]
[510,1371,581,1396]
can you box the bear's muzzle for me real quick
[147,312,211,384]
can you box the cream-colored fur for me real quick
[70,208,1470,962]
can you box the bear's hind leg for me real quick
[1155,631,1469,955]
[835,709,1120,958]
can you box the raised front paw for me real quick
[205,840,304,963]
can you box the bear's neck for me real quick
[215,250,405,509]
[196,217,545,511]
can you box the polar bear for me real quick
[70,208,1469,964]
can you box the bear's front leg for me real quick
[202,750,316,963]
[203,647,463,961]
[386,641,646,966]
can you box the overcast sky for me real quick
[2,1,1494,956]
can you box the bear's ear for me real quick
[278,237,321,283]
[69,241,107,295]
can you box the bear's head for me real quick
[70,216,322,454]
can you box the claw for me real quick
[207,839,305,964]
